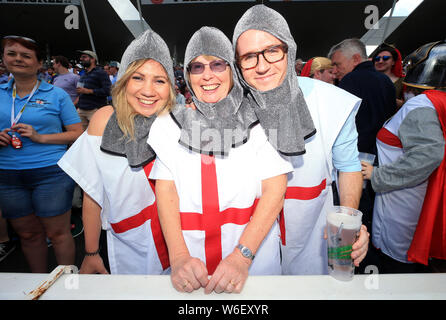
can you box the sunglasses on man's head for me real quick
[187,59,229,75]
[374,55,391,62]
[3,35,37,44]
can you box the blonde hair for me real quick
[310,57,333,76]
[111,59,176,139]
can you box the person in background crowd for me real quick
[295,58,303,75]
[0,35,82,273]
[47,66,56,84]
[103,64,110,76]
[175,84,186,105]
[0,64,10,84]
[76,50,111,130]
[68,61,74,74]
[372,43,405,109]
[362,40,446,274]
[174,65,184,79]
[108,61,119,86]
[300,56,336,84]
[106,61,120,104]
[37,67,51,83]
[76,63,85,76]
[53,55,80,105]
[328,38,396,241]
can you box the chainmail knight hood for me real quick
[172,26,257,156]
[100,28,174,167]
[233,4,316,155]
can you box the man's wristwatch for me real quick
[236,244,255,260]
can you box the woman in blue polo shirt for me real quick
[0,36,82,273]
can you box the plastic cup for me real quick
[358,152,375,188]
[327,206,362,281]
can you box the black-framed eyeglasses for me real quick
[3,35,37,44]
[374,55,391,62]
[187,59,229,75]
[237,44,288,70]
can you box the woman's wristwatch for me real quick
[236,244,255,260]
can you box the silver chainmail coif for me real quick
[100,28,174,167]
[233,4,316,155]
[171,26,257,156]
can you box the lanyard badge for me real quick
[11,134,22,149]
[10,81,40,149]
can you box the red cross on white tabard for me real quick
[110,161,170,270]
[179,154,259,275]
[279,178,327,245]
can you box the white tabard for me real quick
[148,113,293,275]
[372,94,438,263]
[58,132,169,275]
[280,77,361,275]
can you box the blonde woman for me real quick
[300,57,336,84]
[58,29,176,274]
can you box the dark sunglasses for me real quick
[374,55,391,62]
[3,35,37,44]
[187,59,229,75]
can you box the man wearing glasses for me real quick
[233,5,369,276]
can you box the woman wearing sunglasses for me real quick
[58,29,175,275]
[0,36,82,272]
[372,44,405,108]
[148,26,292,294]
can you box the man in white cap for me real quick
[76,50,111,130]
